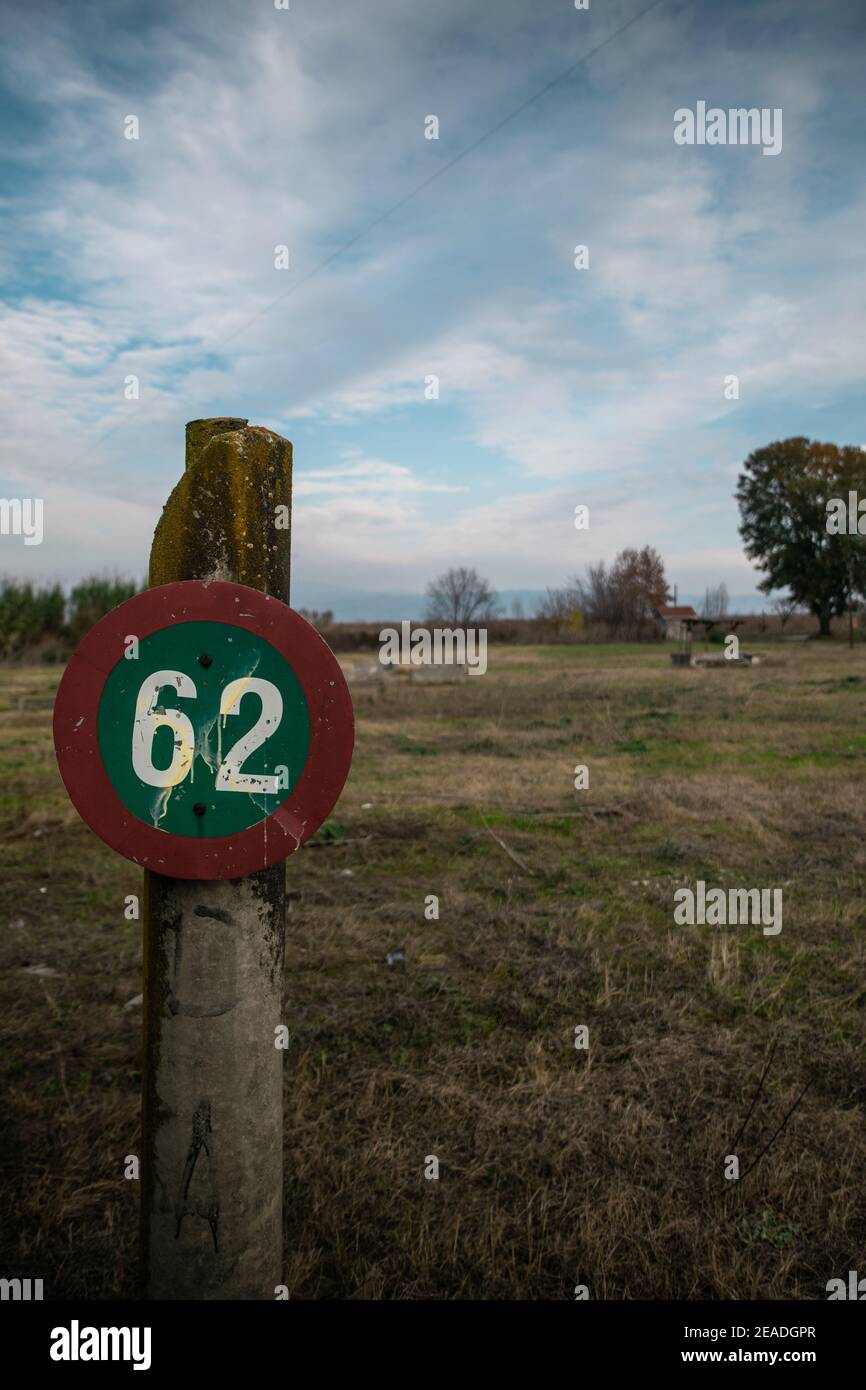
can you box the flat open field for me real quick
[2,640,865,1299]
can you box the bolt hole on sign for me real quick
[53,581,354,879]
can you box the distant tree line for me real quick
[17,437,856,664]
[0,575,141,660]
[423,553,738,642]
[537,546,669,640]
[296,608,334,631]
[425,436,866,644]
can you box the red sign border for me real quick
[53,580,354,880]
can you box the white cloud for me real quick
[0,0,863,601]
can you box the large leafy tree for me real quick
[735,438,866,635]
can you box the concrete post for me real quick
[142,419,292,1299]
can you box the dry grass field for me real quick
[2,639,865,1299]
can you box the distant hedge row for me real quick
[0,575,142,660]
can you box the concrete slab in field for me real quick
[340,660,384,685]
[341,660,469,684]
[385,662,469,683]
[693,653,763,667]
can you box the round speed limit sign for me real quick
[53,580,354,879]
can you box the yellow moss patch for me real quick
[149,423,293,598]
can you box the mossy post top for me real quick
[149,418,293,601]
[185,417,249,469]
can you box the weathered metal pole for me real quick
[142,419,292,1299]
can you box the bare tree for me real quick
[571,547,668,637]
[424,567,499,624]
[572,561,617,627]
[535,584,581,632]
[771,594,798,632]
[702,582,730,620]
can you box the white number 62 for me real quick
[132,670,283,795]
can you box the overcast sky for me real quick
[1,0,864,609]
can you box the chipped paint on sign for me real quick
[53,580,354,880]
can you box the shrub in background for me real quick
[0,579,65,658]
[0,573,142,659]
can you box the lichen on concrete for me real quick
[149,420,293,601]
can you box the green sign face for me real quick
[97,620,311,837]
